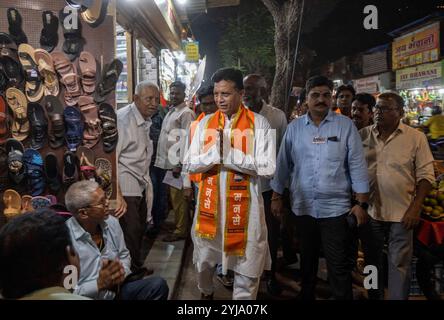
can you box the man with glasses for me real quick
[359,92,435,300]
[65,181,169,300]
[271,75,369,300]
[117,81,161,271]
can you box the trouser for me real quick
[263,190,280,275]
[294,213,353,300]
[414,240,444,300]
[197,264,260,300]
[149,165,168,227]
[170,186,189,237]
[119,276,169,300]
[360,218,413,300]
[120,195,147,271]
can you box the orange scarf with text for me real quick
[196,104,254,256]
[189,112,206,183]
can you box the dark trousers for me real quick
[294,213,353,300]
[119,276,169,300]
[120,195,147,271]
[263,190,280,275]
[150,165,168,227]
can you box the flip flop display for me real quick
[23,148,45,196]
[27,102,48,150]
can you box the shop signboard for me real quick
[392,22,440,70]
[353,75,380,94]
[396,60,443,90]
[185,42,199,62]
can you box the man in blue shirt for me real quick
[65,180,169,300]
[270,75,369,300]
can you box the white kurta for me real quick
[183,112,276,278]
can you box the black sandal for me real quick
[59,9,85,61]
[94,59,123,103]
[40,11,59,53]
[98,103,118,153]
[7,8,28,46]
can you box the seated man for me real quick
[65,180,169,300]
[0,209,89,300]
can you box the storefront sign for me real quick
[353,75,380,94]
[396,60,443,90]
[184,42,199,62]
[392,22,440,70]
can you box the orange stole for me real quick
[196,105,255,256]
[189,112,206,183]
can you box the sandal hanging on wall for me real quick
[7,8,28,46]
[40,11,59,53]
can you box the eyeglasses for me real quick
[374,105,400,113]
[87,199,109,209]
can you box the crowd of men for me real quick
[0,66,442,300]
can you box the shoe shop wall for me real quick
[0,0,117,227]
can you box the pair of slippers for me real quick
[18,43,60,102]
[52,51,96,106]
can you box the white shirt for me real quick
[116,103,153,197]
[360,122,435,222]
[183,112,276,278]
[257,101,287,192]
[155,102,196,170]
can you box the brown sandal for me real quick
[52,51,81,106]
[5,88,29,141]
[78,95,101,149]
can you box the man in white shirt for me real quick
[243,73,287,295]
[116,81,159,271]
[155,81,196,242]
[183,68,276,299]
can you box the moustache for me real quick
[315,103,327,107]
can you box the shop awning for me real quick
[117,0,184,54]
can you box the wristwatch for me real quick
[356,201,369,210]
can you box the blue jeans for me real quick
[120,276,169,300]
[150,165,167,227]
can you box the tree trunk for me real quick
[262,0,302,115]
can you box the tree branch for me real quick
[261,0,279,17]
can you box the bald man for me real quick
[243,74,288,295]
